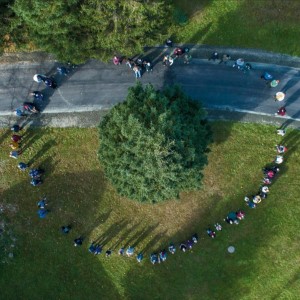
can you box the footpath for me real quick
[0,45,300,128]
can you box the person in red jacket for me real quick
[276,107,286,116]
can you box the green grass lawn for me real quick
[172,0,300,56]
[0,122,299,299]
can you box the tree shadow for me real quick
[0,170,120,299]
[27,139,57,166]
[125,223,159,249]
[119,124,300,299]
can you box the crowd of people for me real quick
[9,65,72,216]
[8,47,290,265]
[111,39,192,78]
[207,52,288,116]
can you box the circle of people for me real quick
[9,43,288,264]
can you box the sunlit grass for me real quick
[172,0,300,56]
[0,122,299,299]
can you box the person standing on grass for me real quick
[61,225,71,234]
[37,197,47,209]
[236,210,245,220]
[214,223,222,231]
[10,150,22,159]
[168,243,176,254]
[180,243,187,252]
[261,186,269,194]
[263,177,272,185]
[277,129,286,136]
[105,250,112,257]
[18,162,28,171]
[263,166,279,179]
[150,253,158,264]
[30,178,43,186]
[206,228,216,238]
[29,168,44,179]
[187,239,193,249]
[10,141,20,150]
[118,247,125,255]
[165,38,173,47]
[126,246,134,257]
[274,155,284,164]
[276,145,288,154]
[192,234,198,244]
[260,186,268,199]
[38,208,49,219]
[252,194,262,204]
[11,134,22,143]
[225,211,239,224]
[246,201,257,209]
[136,253,143,262]
[260,191,268,199]
[159,250,167,262]
[74,237,83,247]
[94,245,102,255]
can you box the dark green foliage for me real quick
[99,83,212,203]
[173,7,188,26]
[0,0,16,54]
[11,0,173,63]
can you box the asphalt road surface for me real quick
[0,57,299,122]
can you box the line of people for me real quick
[113,56,153,78]
[8,56,289,265]
[71,72,288,265]
[208,50,289,117]
[261,71,288,116]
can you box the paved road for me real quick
[0,52,299,126]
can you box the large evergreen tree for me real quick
[99,83,212,203]
[12,0,173,63]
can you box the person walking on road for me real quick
[133,65,141,78]
[270,80,280,88]
[261,72,273,81]
[275,92,285,102]
[276,107,286,116]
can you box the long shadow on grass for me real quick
[120,125,300,299]
[165,1,300,142]
[0,170,121,299]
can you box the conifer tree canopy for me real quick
[12,0,173,63]
[99,83,212,203]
